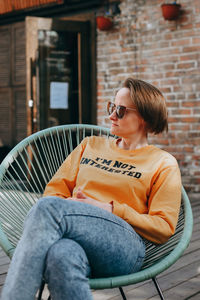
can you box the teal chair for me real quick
[0,124,193,300]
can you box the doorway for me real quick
[26,17,95,134]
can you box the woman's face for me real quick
[109,87,146,138]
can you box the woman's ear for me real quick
[141,119,148,133]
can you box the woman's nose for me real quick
[109,110,117,120]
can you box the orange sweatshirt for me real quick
[43,136,182,244]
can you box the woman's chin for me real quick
[110,126,118,135]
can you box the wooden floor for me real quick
[0,193,199,300]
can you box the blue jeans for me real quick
[1,197,145,300]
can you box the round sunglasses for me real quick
[107,102,137,119]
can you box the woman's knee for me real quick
[36,196,58,210]
[23,197,59,228]
[46,239,87,267]
[28,196,60,217]
[45,239,91,279]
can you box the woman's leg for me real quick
[1,196,145,300]
[44,239,92,300]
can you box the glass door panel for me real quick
[38,29,78,129]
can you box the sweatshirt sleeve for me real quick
[112,164,182,244]
[43,138,87,199]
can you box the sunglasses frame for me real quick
[107,102,137,119]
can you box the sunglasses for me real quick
[107,102,137,119]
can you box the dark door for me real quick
[26,17,92,133]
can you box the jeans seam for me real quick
[61,213,136,236]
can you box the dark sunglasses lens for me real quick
[116,106,126,119]
[107,103,126,119]
[107,102,115,115]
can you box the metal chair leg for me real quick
[37,280,45,300]
[152,277,165,300]
[37,280,51,300]
[119,287,127,300]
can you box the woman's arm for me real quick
[112,165,182,244]
[43,139,87,199]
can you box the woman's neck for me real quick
[117,135,148,151]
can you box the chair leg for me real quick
[152,277,165,300]
[37,280,45,300]
[37,280,51,300]
[119,287,127,300]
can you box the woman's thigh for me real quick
[39,197,146,278]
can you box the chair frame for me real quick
[0,124,193,300]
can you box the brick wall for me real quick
[96,0,200,193]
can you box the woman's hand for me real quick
[68,188,113,213]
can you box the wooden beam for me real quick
[0,0,64,15]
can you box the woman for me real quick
[1,78,181,300]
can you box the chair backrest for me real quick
[0,125,111,256]
[0,124,193,281]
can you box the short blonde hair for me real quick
[123,78,168,134]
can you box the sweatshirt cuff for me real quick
[110,201,125,219]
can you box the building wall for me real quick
[0,22,26,147]
[96,0,200,193]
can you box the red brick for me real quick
[182,117,200,123]
[180,53,199,61]
[160,79,179,86]
[183,147,194,153]
[183,46,200,52]
[177,62,195,69]
[192,124,200,130]
[169,124,190,130]
[181,101,200,107]
[192,37,200,44]
[171,39,191,46]
[171,109,191,115]
[181,24,194,30]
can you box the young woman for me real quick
[1,78,181,300]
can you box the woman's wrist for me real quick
[105,202,113,213]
